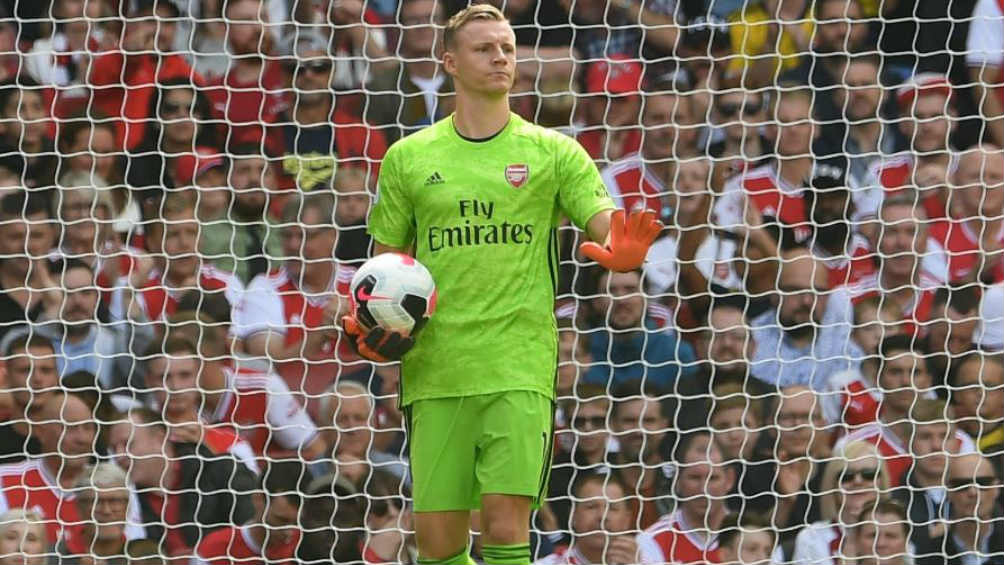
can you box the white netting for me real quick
[0,0,1000,563]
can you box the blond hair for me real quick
[444,3,506,50]
[74,463,129,503]
[819,440,890,522]
[0,509,47,545]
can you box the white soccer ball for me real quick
[349,253,438,336]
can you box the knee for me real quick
[481,515,523,545]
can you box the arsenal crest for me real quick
[505,164,529,188]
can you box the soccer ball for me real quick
[349,253,438,336]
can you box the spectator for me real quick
[893,399,956,563]
[849,499,913,565]
[534,474,637,565]
[135,190,244,323]
[0,192,59,342]
[369,0,455,144]
[725,0,812,87]
[805,163,876,289]
[966,0,1004,145]
[204,0,287,156]
[584,269,696,391]
[609,383,672,529]
[925,286,981,384]
[58,463,131,563]
[716,512,779,565]
[941,453,1004,564]
[0,78,56,189]
[194,460,310,564]
[792,440,889,565]
[975,282,1003,352]
[56,119,122,189]
[198,145,283,284]
[769,386,830,542]
[674,15,733,125]
[0,508,48,565]
[708,77,769,184]
[948,353,1004,477]
[0,391,98,552]
[236,193,346,399]
[125,79,220,204]
[88,2,200,150]
[575,57,645,164]
[36,259,154,393]
[106,408,257,558]
[709,384,776,517]
[0,333,53,462]
[555,322,593,403]
[316,380,407,481]
[281,31,388,191]
[850,196,947,336]
[749,247,856,390]
[837,337,972,484]
[549,387,612,534]
[637,431,734,563]
[930,145,1004,284]
[371,364,406,457]
[557,0,677,62]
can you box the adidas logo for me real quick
[424,172,445,186]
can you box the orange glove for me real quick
[579,209,662,272]
[342,316,415,363]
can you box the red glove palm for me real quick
[579,209,662,272]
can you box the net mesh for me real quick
[0,0,1000,563]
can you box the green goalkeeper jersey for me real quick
[368,113,614,406]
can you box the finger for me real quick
[626,208,647,235]
[364,326,387,350]
[610,209,626,240]
[356,341,390,363]
[579,241,613,265]
[341,316,361,337]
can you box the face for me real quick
[878,204,924,280]
[226,0,264,55]
[0,211,53,272]
[400,0,441,57]
[773,95,814,157]
[77,486,130,542]
[594,271,645,330]
[162,207,199,280]
[66,125,117,179]
[147,355,201,420]
[571,399,610,459]
[641,94,682,161]
[263,495,300,551]
[614,397,668,461]
[673,160,710,221]
[3,345,58,409]
[775,389,818,457]
[107,419,167,488]
[35,395,96,463]
[557,331,590,396]
[837,456,881,522]
[912,421,949,478]
[571,480,631,545]
[952,360,1004,426]
[331,393,373,459]
[777,255,828,336]
[877,351,931,414]
[854,511,909,565]
[711,406,758,461]
[715,91,766,144]
[953,151,1004,220]
[444,20,516,98]
[900,93,951,153]
[0,521,47,565]
[676,439,733,517]
[154,3,178,52]
[282,207,336,279]
[61,266,99,325]
[948,454,1000,520]
[229,156,272,217]
[334,171,371,226]
[815,0,866,53]
[719,530,775,565]
[159,88,197,148]
[841,61,883,121]
[2,90,46,147]
[295,49,334,93]
[709,307,752,375]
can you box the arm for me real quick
[970,65,1004,145]
[585,209,613,245]
[613,0,679,54]
[373,242,411,256]
[676,192,713,317]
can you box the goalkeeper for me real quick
[342,4,661,564]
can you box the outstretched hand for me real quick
[579,209,662,272]
[342,316,415,363]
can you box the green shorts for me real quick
[406,390,554,513]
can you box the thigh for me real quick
[475,391,554,508]
[408,397,480,512]
[414,510,472,561]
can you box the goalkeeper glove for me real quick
[579,208,662,272]
[342,316,415,363]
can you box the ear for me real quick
[442,51,457,77]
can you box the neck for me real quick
[683,504,723,539]
[86,533,123,557]
[776,156,813,187]
[848,119,882,151]
[573,537,605,564]
[914,466,944,489]
[953,519,984,550]
[453,92,510,139]
[302,262,334,292]
[642,154,673,187]
[247,522,266,553]
[162,137,193,153]
[406,59,439,79]
[64,323,92,342]
[44,455,84,489]
[295,95,332,124]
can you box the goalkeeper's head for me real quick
[442,3,516,100]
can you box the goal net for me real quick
[0,0,1000,563]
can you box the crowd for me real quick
[0,0,1000,563]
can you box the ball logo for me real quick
[505,164,529,188]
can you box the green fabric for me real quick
[368,113,614,405]
[418,546,475,565]
[198,215,283,284]
[408,391,554,512]
[482,543,531,565]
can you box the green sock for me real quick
[481,542,531,565]
[418,546,475,565]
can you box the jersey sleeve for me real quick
[265,375,320,449]
[368,145,416,249]
[234,275,285,339]
[555,135,615,231]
